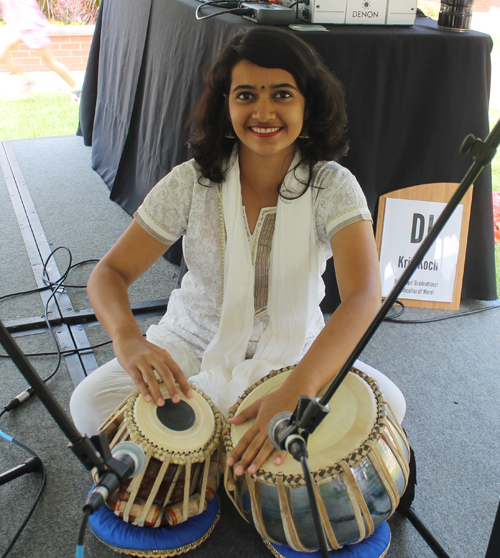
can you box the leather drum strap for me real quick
[198,450,212,515]
[124,449,154,523]
[247,472,272,542]
[366,441,400,512]
[182,458,192,523]
[311,480,342,551]
[137,448,167,527]
[339,460,374,541]
[276,476,309,552]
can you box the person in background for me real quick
[0,0,81,101]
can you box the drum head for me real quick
[230,369,377,476]
[133,384,216,454]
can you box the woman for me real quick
[0,0,80,98]
[70,27,405,478]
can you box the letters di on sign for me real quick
[379,198,463,303]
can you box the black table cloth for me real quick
[80,0,497,310]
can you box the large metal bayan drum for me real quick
[95,383,223,528]
[223,366,410,551]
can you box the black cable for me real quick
[0,249,97,303]
[75,507,91,558]
[0,285,52,303]
[196,7,252,20]
[383,300,406,320]
[300,453,329,558]
[384,301,500,324]
[0,256,97,303]
[195,0,239,17]
[195,0,250,20]
[0,248,99,414]
[0,433,47,558]
[0,338,113,359]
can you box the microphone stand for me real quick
[0,319,132,509]
[275,118,500,557]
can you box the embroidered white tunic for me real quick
[134,158,372,381]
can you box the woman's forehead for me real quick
[230,60,298,89]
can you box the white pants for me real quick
[69,358,406,436]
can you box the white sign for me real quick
[379,198,464,303]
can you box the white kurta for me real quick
[70,158,408,435]
[134,157,372,383]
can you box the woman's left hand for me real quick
[226,387,298,476]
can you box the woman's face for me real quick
[227,59,306,161]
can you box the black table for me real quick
[80,0,497,310]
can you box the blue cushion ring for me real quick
[263,522,391,558]
[88,494,220,557]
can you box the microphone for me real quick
[0,456,42,486]
[83,441,146,514]
[268,411,293,451]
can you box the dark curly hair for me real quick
[189,26,349,189]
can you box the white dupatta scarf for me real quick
[189,152,320,415]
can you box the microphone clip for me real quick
[275,395,330,461]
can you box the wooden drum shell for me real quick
[95,383,223,528]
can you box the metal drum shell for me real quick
[223,367,410,551]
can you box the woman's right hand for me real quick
[86,221,194,407]
[113,334,194,407]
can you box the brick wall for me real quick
[473,0,492,12]
[5,25,94,73]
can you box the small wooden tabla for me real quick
[223,366,410,552]
[95,383,223,528]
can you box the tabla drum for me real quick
[223,366,410,552]
[95,382,223,528]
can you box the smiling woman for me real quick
[69,27,407,548]
[228,61,305,155]
[189,27,349,186]
[227,60,307,230]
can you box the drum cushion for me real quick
[88,494,220,557]
[264,521,391,558]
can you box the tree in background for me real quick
[38,0,100,24]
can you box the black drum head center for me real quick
[156,399,196,431]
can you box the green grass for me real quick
[0,91,80,140]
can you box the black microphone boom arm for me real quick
[295,118,500,438]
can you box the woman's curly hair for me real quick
[189,26,349,188]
